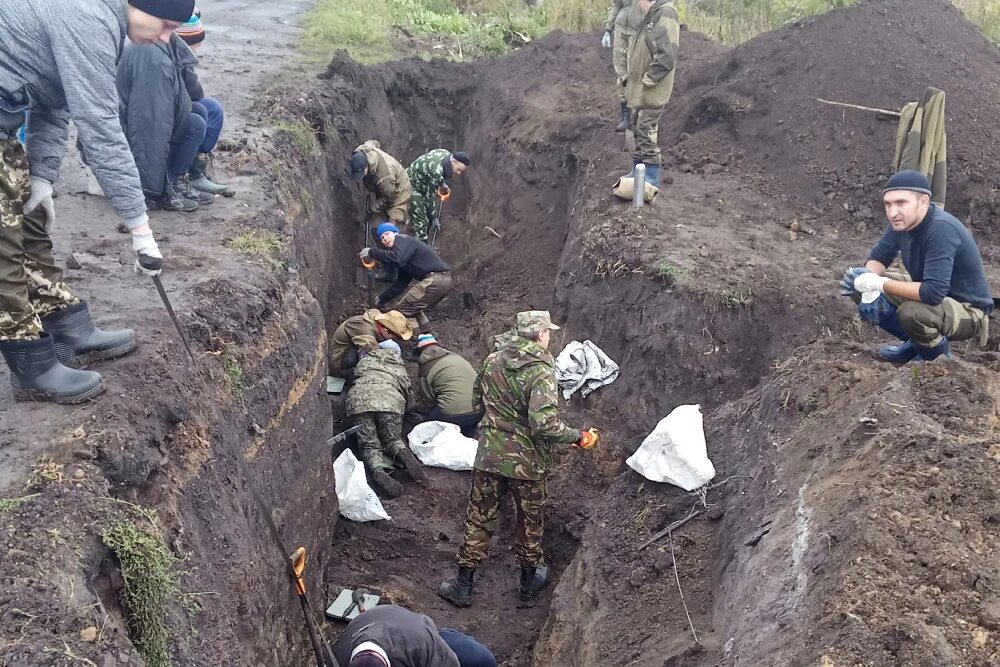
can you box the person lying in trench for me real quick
[329,308,413,378]
[359,223,452,335]
[414,333,484,438]
[840,170,993,363]
[346,340,426,498]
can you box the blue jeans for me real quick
[191,97,225,153]
[439,629,497,667]
[168,112,206,180]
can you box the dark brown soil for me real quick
[4,0,1000,665]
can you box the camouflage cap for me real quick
[516,310,560,333]
[373,310,413,340]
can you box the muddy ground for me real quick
[3,0,1000,665]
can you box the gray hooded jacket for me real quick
[0,0,146,220]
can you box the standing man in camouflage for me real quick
[0,0,192,404]
[406,148,471,242]
[346,340,426,498]
[602,0,643,132]
[438,311,599,608]
[624,0,680,188]
[350,140,412,228]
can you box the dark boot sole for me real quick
[14,381,104,405]
[437,586,472,607]
[54,339,138,368]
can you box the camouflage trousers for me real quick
[353,411,407,473]
[457,469,547,568]
[392,272,452,330]
[883,293,987,348]
[631,106,665,165]
[612,29,631,102]
[409,191,435,242]
[0,139,78,340]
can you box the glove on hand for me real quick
[359,247,371,259]
[858,293,893,326]
[854,273,889,295]
[839,266,870,296]
[24,177,55,222]
[577,428,599,450]
[641,74,657,88]
[430,217,441,232]
[132,230,162,277]
[601,31,612,48]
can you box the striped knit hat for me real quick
[176,8,206,46]
[416,334,438,349]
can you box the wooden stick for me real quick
[670,531,701,645]
[484,225,503,239]
[638,506,701,551]
[814,98,901,117]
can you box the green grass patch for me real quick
[226,230,286,272]
[653,260,683,285]
[718,287,753,309]
[0,494,39,513]
[223,357,247,399]
[102,518,183,667]
[272,120,316,156]
[953,0,1000,42]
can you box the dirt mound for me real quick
[666,0,1000,222]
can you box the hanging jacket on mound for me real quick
[346,348,411,416]
[626,0,680,110]
[418,345,478,415]
[116,34,198,196]
[0,0,146,220]
[474,336,580,481]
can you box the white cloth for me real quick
[626,404,716,491]
[554,340,620,399]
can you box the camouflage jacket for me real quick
[474,336,581,480]
[346,348,412,416]
[406,148,451,200]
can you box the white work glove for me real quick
[853,273,888,300]
[132,229,163,277]
[601,31,612,48]
[24,177,55,222]
[359,247,371,260]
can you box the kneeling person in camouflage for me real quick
[438,311,598,607]
[346,340,426,498]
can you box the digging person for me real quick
[438,311,599,608]
[602,0,643,132]
[329,308,413,378]
[841,170,993,363]
[0,0,190,404]
[623,0,680,188]
[351,140,412,228]
[360,223,452,334]
[332,604,497,667]
[346,340,426,498]
[415,333,483,438]
[406,148,471,242]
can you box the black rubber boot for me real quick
[372,469,404,498]
[615,101,630,132]
[0,333,103,404]
[438,566,475,607]
[155,179,198,212]
[396,447,426,484]
[41,301,137,367]
[519,564,550,605]
[180,175,215,206]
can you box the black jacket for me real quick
[331,605,459,667]
[370,234,450,303]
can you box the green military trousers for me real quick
[0,138,78,340]
[631,107,665,166]
[612,28,632,102]
[457,469,547,568]
[887,294,988,348]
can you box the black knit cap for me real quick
[452,151,471,166]
[128,0,197,23]
[350,152,369,181]
[882,169,932,197]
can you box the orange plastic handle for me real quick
[437,186,451,202]
[361,257,376,270]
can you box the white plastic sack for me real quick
[626,405,716,491]
[333,449,391,522]
[407,421,477,471]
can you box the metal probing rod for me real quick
[633,163,646,209]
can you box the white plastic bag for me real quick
[333,449,391,522]
[625,405,716,491]
[407,421,478,471]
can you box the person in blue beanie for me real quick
[840,170,993,363]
